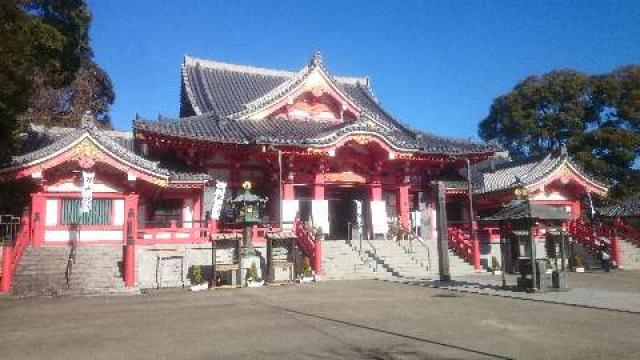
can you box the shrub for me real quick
[248,261,258,281]
[300,256,312,278]
[491,256,500,271]
[191,265,203,285]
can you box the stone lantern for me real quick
[231,181,267,256]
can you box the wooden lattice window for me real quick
[61,199,112,225]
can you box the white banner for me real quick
[80,171,95,213]
[370,200,389,235]
[210,180,227,220]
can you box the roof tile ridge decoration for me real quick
[233,64,312,118]
[183,54,368,85]
[181,58,203,115]
[231,52,364,120]
[84,126,169,176]
[563,154,610,188]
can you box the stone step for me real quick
[12,246,127,296]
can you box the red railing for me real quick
[0,215,30,292]
[567,218,612,251]
[448,223,473,263]
[293,218,323,275]
[137,220,210,244]
[611,218,640,247]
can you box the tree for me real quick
[23,60,114,128]
[479,66,640,201]
[0,0,108,162]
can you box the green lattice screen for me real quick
[61,199,112,225]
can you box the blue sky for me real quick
[89,1,640,139]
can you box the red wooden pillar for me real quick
[369,179,382,201]
[397,184,410,229]
[611,218,622,268]
[314,238,323,276]
[30,192,46,247]
[283,180,295,200]
[571,202,581,220]
[312,173,324,200]
[0,242,13,292]
[312,172,324,275]
[123,193,139,288]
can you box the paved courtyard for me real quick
[1,273,640,359]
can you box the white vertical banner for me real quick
[370,200,388,235]
[210,180,227,220]
[80,171,95,213]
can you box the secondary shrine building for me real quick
[0,53,618,293]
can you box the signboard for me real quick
[80,171,95,213]
[210,180,227,220]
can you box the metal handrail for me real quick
[361,237,379,273]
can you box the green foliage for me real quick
[190,265,203,285]
[300,256,312,278]
[0,0,110,162]
[248,261,258,281]
[479,66,640,201]
[491,256,500,271]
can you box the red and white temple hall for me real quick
[0,53,632,294]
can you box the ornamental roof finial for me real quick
[310,51,323,67]
[80,111,95,128]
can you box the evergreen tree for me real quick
[479,66,640,201]
[0,0,113,163]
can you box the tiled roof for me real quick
[3,124,209,183]
[449,153,607,194]
[137,54,498,156]
[481,200,570,221]
[598,196,640,218]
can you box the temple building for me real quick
[0,53,636,294]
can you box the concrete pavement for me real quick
[1,278,639,359]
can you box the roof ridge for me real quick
[183,55,368,85]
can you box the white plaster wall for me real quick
[45,199,58,226]
[532,191,568,201]
[47,181,120,193]
[282,200,299,229]
[183,199,193,228]
[113,199,125,226]
[311,200,329,234]
[45,230,123,242]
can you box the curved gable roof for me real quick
[464,154,608,195]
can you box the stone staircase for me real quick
[12,246,136,296]
[321,238,478,281]
[446,249,479,276]
[361,239,432,279]
[321,240,392,280]
[620,238,640,270]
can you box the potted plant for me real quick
[490,256,502,275]
[297,256,314,283]
[246,261,263,287]
[190,265,208,292]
